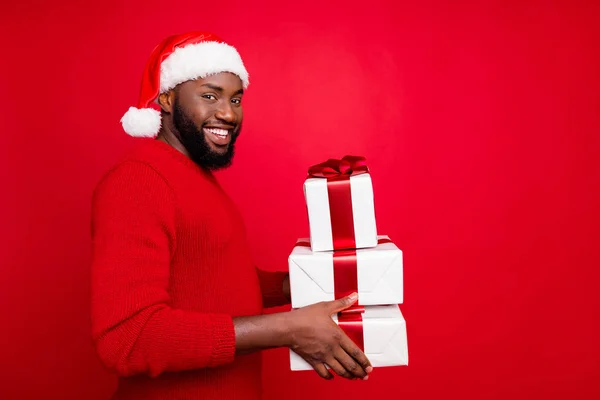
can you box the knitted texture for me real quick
[91,139,288,399]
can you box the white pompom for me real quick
[120,107,161,137]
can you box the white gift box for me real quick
[288,235,403,309]
[304,173,378,252]
[290,304,408,370]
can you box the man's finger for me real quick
[326,357,355,380]
[311,361,333,380]
[327,292,358,314]
[340,334,373,374]
[334,347,368,379]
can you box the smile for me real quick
[205,128,229,138]
[204,127,232,147]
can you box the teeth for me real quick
[205,128,229,137]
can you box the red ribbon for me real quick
[307,156,369,250]
[338,306,365,351]
[332,250,359,300]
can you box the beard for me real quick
[172,98,240,170]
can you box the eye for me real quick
[202,94,217,100]
[231,98,242,105]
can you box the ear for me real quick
[157,90,175,113]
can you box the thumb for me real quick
[328,292,358,314]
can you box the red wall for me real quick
[2,1,599,399]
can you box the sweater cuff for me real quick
[209,314,236,367]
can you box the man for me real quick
[90,31,372,400]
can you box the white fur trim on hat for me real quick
[159,41,250,93]
[120,107,162,137]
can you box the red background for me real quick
[2,1,599,399]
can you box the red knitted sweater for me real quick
[90,139,289,399]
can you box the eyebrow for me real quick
[200,83,244,96]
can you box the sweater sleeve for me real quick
[90,161,236,378]
[255,268,290,308]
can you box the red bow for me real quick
[307,155,369,179]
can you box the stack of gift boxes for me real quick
[288,156,409,371]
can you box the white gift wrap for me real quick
[304,173,378,252]
[288,235,403,309]
[290,304,408,370]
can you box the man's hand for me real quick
[285,293,373,380]
[233,292,372,381]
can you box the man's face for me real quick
[171,72,244,170]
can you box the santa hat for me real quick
[121,31,250,137]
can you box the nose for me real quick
[215,101,236,124]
